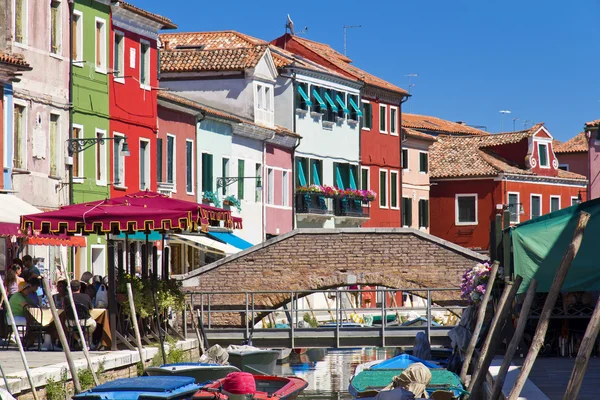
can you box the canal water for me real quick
[275,347,398,399]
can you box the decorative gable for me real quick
[527,125,559,177]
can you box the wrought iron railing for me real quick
[333,197,370,218]
[295,192,333,215]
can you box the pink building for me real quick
[584,121,600,199]
[265,143,295,238]
[554,131,589,199]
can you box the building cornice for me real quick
[284,66,362,91]
[111,7,162,41]
[497,173,588,187]
[362,84,407,105]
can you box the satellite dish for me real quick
[286,14,295,35]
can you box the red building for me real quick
[429,123,587,250]
[108,3,176,196]
[271,34,409,227]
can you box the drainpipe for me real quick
[290,72,302,230]
[67,0,75,277]
[263,131,275,242]
[196,111,206,202]
[399,94,410,227]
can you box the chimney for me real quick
[163,40,171,51]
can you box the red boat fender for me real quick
[222,372,256,395]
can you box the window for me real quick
[50,1,61,54]
[49,114,59,176]
[254,82,274,126]
[390,171,398,209]
[95,130,107,184]
[531,194,541,218]
[186,140,193,194]
[95,18,107,72]
[13,104,25,169]
[538,143,549,167]
[379,170,388,208]
[321,88,336,123]
[361,167,369,205]
[139,140,150,190]
[348,94,360,121]
[156,138,163,183]
[72,125,83,178]
[113,133,125,187]
[550,196,560,212]
[72,11,83,62]
[14,0,26,44]
[558,164,569,171]
[221,157,229,195]
[402,149,408,170]
[113,32,125,82]
[402,198,412,227]
[166,135,175,184]
[419,152,428,173]
[362,101,372,130]
[456,194,477,225]
[255,163,262,202]
[571,196,579,206]
[201,153,213,192]
[379,105,387,133]
[296,82,310,111]
[282,171,289,207]
[419,199,429,228]
[390,107,398,135]
[310,159,323,186]
[140,41,150,87]
[296,157,308,187]
[508,193,520,223]
[335,91,346,119]
[265,87,271,112]
[267,168,274,204]
[237,159,245,200]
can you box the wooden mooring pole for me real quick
[508,211,590,400]
[127,283,146,367]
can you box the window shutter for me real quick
[71,17,77,59]
[238,159,245,200]
[156,138,163,183]
[380,106,386,131]
[311,160,321,186]
[297,159,307,186]
[49,115,58,176]
[96,23,101,67]
[335,164,344,189]
[118,142,124,185]
[51,3,58,53]
[167,137,174,184]
[186,142,193,193]
[15,0,23,43]
[407,199,412,227]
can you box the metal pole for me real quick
[336,288,340,348]
[208,294,211,329]
[200,293,204,327]
[381,287,386,347]
[244,292,249,341]
[290,291,295,350]
[126,283,146,367]
[426,290,432,344]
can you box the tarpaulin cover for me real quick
[512,198,600,294]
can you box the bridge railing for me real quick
[184,287,466,347]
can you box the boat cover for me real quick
[372,354,439,370]
[200,344,229,364]
[384,363,431,398]
[87,376,196,392]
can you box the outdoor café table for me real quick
[35,308,112,349]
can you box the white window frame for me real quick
[282,170,289,207]
[530,193,542,219]
[267,167,274,205]
[94,17,107,74]
[418,151,428,174]
[537,142,550,169]
[139,39,151,90]
[379,104,387,134]
[221,157,230,196]
[185,139,194,195]
[139,138,151,190]
[253,81,274,127]
[2,93,8,169]
[360,166,370,205]
[402,148,409,170]
[571,196,579,206]
[113,30,125,84]
[95,128,107,186]
[361,100,371,131]
[113,131,126,188]
[389,106,399,136]
[72,123,84,181]
[379,169,388,209]
[558,164,569,171]
[49,0,62,56]
[12,99,28,171]
[13,0,28,47]
[390,170,399,210]
[455,193,478,226]
[550,195,561,213]
[166,133,176,188]
[507,191,520,224]
[72,10,83,66]
[49,111,61,177]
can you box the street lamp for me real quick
[67,136,130,157]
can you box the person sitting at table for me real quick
[85,284,97,306]
[52,280,67,309]
[65,280,97,347]
[8,279,41,326]
[80,271,93,285]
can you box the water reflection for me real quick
[274,348,398,399]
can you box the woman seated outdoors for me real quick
[8,278,41,326]
[52,280,67,309]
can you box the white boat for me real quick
[144,362,240,383]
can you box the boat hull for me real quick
[193,375,308,400]
[145,363,240,383]
[227,350,279,375]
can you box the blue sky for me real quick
[146,0,598,141]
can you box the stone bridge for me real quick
[178,228,487,326]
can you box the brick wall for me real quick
[182,228,487,326]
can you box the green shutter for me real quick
[390,173,397,208]
[424,200,429,227]
[311,160,321,186]
[380,106,386,131]
[406,199,412,227]
[335,164,344,189]
[238,159,245,199]
[420,153,428,173]
[186,142,193,193]
[202,154,213,192]
[51,2,58,52]
[156,138,163,183]
[297,159,307,186]
[167,136,174,183]
[363,103,372,129]
[349,167,357,190]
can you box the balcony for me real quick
[333,197,370,221]
[295,192,333,222]
[157,181,174,197]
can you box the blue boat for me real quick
[72,376,201,399]
[353,354,440,377]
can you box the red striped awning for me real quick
[0,222,86,247]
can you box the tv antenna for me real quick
[512,117,519,132]
[343,25,361,56]
[405,74,418,113]
[499,110,511,132]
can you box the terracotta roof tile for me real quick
[269,45,351,80]
[160,46,267,73]
[554,132,588,154]
[117,1,177,29]
[585,119,600,128]
[160,31,266,50]
[0,52,30,69]
[403,113,489,136]
[403,127,437,142]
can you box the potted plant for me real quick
[202,191,221,207]
[223,195,242,212]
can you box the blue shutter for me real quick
[311,89,327,109]
[335,165,344,189]
[297,85,312,106]
[349,167,357,190]
[312,161,321,186]
[323,91,338,112]
[297,159,307,186]
[336,94,350,114]
[348,97,363,117]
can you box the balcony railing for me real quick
[295,192,333,215]
[334,197,370,219]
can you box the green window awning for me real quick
[297,85,312,106]
[348,97,363,117]
[336,94,350,114]
[323,92,338,112]
[312,89,327,109]
[297,159,307,186]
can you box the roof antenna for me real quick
[405,74,418,113]
[499,110,511,132]
[343,25,361,56]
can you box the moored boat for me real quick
[353,354,441,377]
[275,348,293,362]
[193,374,308,400]
[72,376,201,399]
[227,346,280,375]
[145,362,240,383]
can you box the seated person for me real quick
[52,280,67,309]
[85,285,97,306]
[64,280,96,332]
[8,279,41,326]
[80,271,93,284]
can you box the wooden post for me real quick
[0,275,40,400]
[304,295,318,322]
[188,304,205,355]
[60,251,99,386]
[490,217,497,261]
[490,279,537,400]
[126,283,146,368]
[494,214,502,265]
[108,238,118,351]
[41,277,82,394]
[563,294,600,399]
[322,292,336,321]
[508,211,591,400]
[502,210,511,279]
[469,275,523,396]
[460,261,500,382]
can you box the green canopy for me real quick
[511,198,600,294]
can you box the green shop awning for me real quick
[512,198,600,294]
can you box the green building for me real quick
[71,0,111,278]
